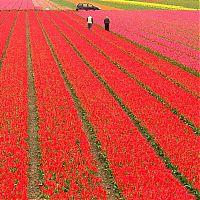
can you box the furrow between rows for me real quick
[26,12,42,199]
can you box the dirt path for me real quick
[45,0,72,10]
[26,13,42,199]
[33,0,121,10]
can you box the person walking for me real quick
[104,16,110,31]
[87,15,93,31]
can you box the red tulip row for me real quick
[58,11,199,128]
[37,11,196,199]
[44,11,200,190]
[28,11,106,199]
[72,11,199,95]
[0,12,16,59]
[0,12,28,199]
[0,11,6,23]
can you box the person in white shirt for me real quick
[87,15,93,30]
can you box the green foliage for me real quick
[62,179,71,192]
[10,166,17,173]
[49,0,76,9]
[40,194,50,199]
[85,0,199,9]
[52,172,57,180]
[38,168,45,186]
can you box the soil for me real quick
[26,14,42,199]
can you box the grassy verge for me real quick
[83,0,199,10]
[126,0,200,9]
[49,0,76,9]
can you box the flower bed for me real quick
[0,10,199,199]
[77,10,200,72]
[28,11,106,199]
[37,11,198,198]
[0,0,34,10]
[0,12,29,199]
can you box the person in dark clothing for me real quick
[104,16,110,31]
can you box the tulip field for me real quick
[77,10,200,72]
[0,3,199,200]
[0,0,34,10]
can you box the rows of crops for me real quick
[0,0,63,10]
[81,0,199,10]
[0,10,199,199]
[77,10,200,72]
[0,0,34,10]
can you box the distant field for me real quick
[0,0,200,198]
[49,0,199,10]
[78,10,200,72]
[87,0,199,10]
[0,10,199,199]
[49,0,75,9]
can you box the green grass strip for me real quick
[36,11,125,200]
[49,0,76,9]
[127,0,200,9]
[48,14,200,198]
[82,0,200,10]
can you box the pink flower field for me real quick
[77,10,200,72]
[0,0,34,9]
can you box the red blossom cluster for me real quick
[0,12,16,57]
[0,12,29,199]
